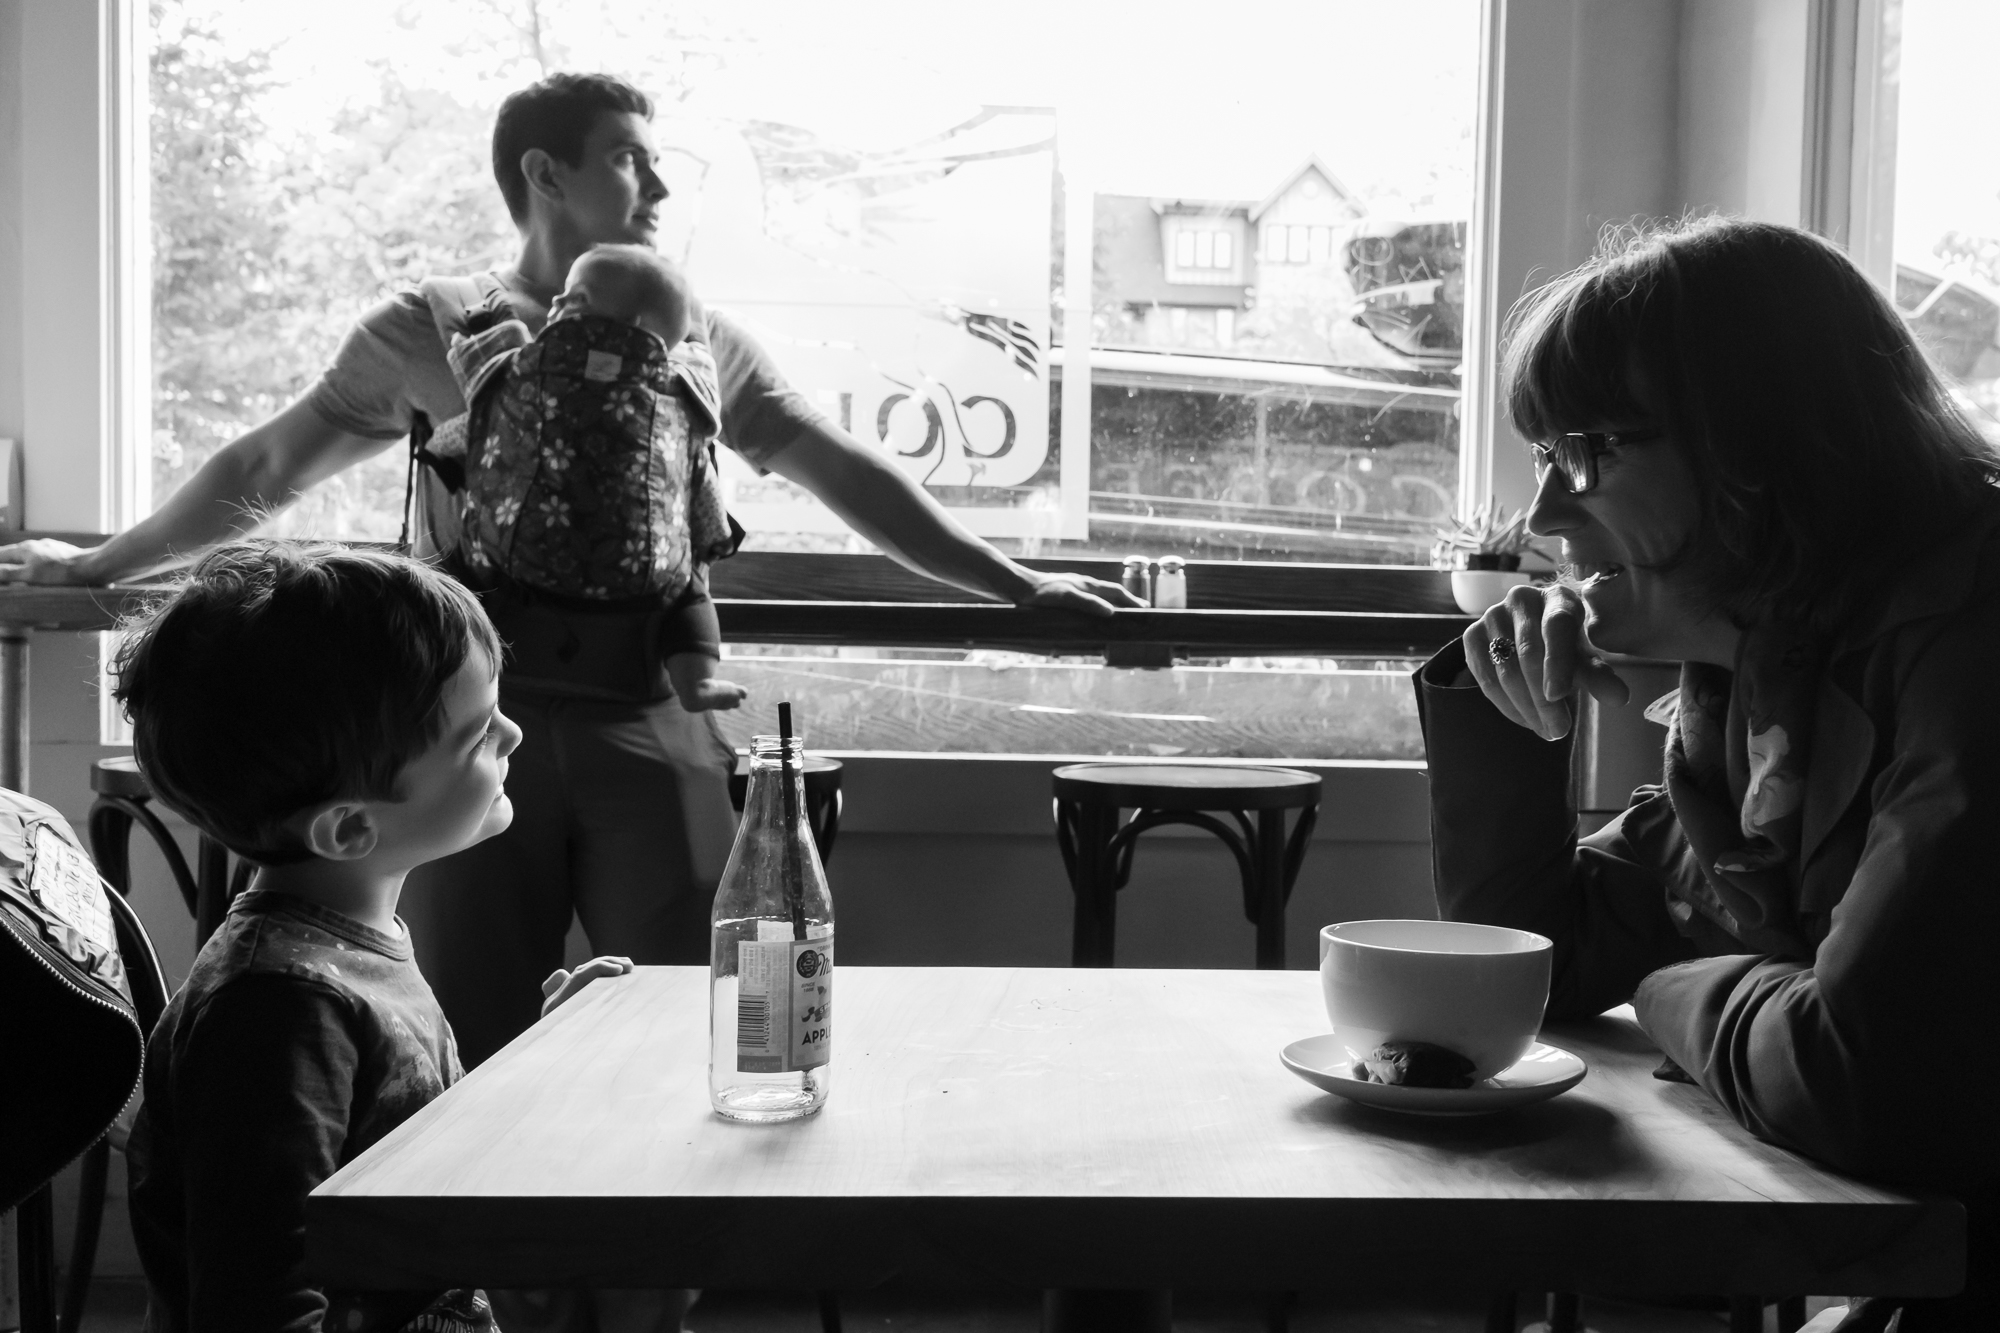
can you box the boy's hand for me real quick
[540,955,634,1018]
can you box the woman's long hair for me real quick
[1504,215,1998,634]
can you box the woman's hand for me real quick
[540,955,634,1018]
[1461,582,1630,740]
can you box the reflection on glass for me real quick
[1893,0,2000,443]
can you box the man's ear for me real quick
[520,148,564,208]
[294,800,380,863]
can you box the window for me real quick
[1889,0,2000,440]
[145,0,1481,758]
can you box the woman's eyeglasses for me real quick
[1528,429,1664,495]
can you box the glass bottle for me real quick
[709,734,834,1122]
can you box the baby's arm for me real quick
[661,573,745,712]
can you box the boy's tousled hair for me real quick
[1504,214,1998,633]
[112,543,501,865]
[492,72,653,224]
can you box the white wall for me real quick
[1681,0,1812,224]
[1466,0,1688,518]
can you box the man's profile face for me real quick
[544,110,667,248]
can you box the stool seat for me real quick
[728,753,844,805]
[90,755,153,799]
[728,753,845,866]
[1053,762,1322,970]
[1053,763,1319,811]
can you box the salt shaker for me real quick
[1153,556,1188,609]
[1120,555,1152,604]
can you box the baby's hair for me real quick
[567,244,693,343]
[112,542,501,864]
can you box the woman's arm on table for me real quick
[0,399,397,584]
[1417,640,1700,1019]
[1634,614,2000,1187]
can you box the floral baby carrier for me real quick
[404,273,741,700]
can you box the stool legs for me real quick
[1057,798,1318,969]
[1254,808,1286,969]
[1055,798,1119,967]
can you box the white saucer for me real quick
[1281,1036,1587,1116]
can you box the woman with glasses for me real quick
[1417,216,1999,1331]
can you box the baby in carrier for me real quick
[440,244,745,711]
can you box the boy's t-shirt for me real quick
[128,889,496,1333]
[305,278,819,472]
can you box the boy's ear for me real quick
[293,800,380,863]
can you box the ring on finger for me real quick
[1488,637,1518,665]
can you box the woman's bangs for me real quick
[1508,271,1649,441]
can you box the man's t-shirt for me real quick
[305,276,823,470]
[127,890,496,1333]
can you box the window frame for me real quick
[30,0,1904,669]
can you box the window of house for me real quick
[1890,0,2000,442]
[145,0,1481,759]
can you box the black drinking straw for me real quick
[779,701,807,941]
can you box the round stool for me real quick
[1052,763,1321,969]
[89,755,251,948]
[728,753,844,865]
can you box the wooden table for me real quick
[306,966,1961,1303]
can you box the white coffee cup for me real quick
[1318,919,1553,1080]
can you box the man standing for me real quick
[0,72,1131,1070]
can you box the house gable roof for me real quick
[1249,156,1365,223]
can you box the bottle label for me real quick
[736,930,833,1073]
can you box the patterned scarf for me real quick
[1659,623,1823,960]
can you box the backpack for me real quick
[401,274,742,699]
[0,788,142,1210]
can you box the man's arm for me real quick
[0,398,398,584]
[707,308,1137,616]
[762,423,1019,601]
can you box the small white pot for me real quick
[1451,569,1533,616]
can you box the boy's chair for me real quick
[2,788,171,1333]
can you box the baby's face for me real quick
[552,254,689,347]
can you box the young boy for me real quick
[443,242,746,713]
[119,542,629,1333]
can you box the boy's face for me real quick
[371,646,521,869]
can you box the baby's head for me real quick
[551,244,692,347]
[113,543,513,868]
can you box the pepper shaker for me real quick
[1120,555,1152,604]
[1153,556,1187,609]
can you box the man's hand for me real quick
[540,955,634,1018]
[1017,569,1145,618]
[0,538,102,585]
[1460,582,1630,740]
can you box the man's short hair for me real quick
[112,543,502,865]
[492,73,653,224]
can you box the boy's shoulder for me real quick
[165,891,425,1039]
